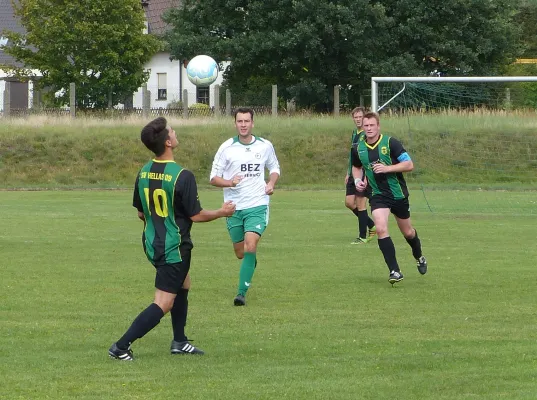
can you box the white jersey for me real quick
[210,136,281,210]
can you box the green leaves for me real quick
[2,0,162,109]
[163,0,523,109]
[515,0,537,58]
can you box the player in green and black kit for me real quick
[351,112,427,285]
[108,117,235,361]
[345,107,375,244]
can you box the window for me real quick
[157,73,167,100]
[196,86,209,105]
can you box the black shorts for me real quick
[154,251,191,294]
[346,177,371,198]
[370,196,410,219]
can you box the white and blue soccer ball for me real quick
[186,55,219,87]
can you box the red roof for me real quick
[143,0,180,35]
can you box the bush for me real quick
[188,103,211,116]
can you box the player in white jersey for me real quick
[210,107,281,306]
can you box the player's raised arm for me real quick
[178,169,236,221]
[190,201,235,222]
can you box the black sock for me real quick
[171,289,189,342]
[117,303,164,349]
[357,210,369,238]
[405,229,423,260]
[377,237,400,272]
[367,216,375,229]
[351,207,360,218]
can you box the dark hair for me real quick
[140,117,169,156]
[351,106,365,116]
[362,112,380,124]
[234,107,254,121]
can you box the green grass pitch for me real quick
[1,189,536,399]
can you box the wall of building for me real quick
[132,52,227,109]
[1,54,229,111]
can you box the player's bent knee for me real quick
[375,227,389,237]
[244,239,259,254]
[154,289,177,314]
[154,298,174,314]
[402,228,415,239]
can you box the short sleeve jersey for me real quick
[347,128,365,175]
[133,159,202,266]
[351,134,410,200]
[209,136,281,210]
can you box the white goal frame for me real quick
[371,76,537,112]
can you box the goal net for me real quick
[371,77,537,216]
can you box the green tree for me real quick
[1,0,161,109]
[496,1,537,109]
[515,0,537,57]
[164,0,521,109]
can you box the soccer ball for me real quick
[186,55,219,87]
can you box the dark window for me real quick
[157,89,167,100]
[157,73,167,100]
[196,86,209,105]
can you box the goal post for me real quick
[367,76,537,215]
[371,76,537,112]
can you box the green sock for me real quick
[238,252,257,296]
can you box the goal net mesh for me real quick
[375,81,537,215]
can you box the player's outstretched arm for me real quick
[190,201,235,223]
[210,175,242,188]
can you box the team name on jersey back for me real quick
[137,160,183,265]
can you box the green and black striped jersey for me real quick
[351,134,410,200]
[347,128,365,175]
[133,159,202,266]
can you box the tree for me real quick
[515,0,537,58]
[380,0,522,76]
[2,0,162,109]
[496,1,537,109]
[164,0,522,109]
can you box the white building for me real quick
[136,0,226,109]
[0,0,38,111]
[0,0,226,111]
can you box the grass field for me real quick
[1,112,536,191]
[1,189,536,399]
